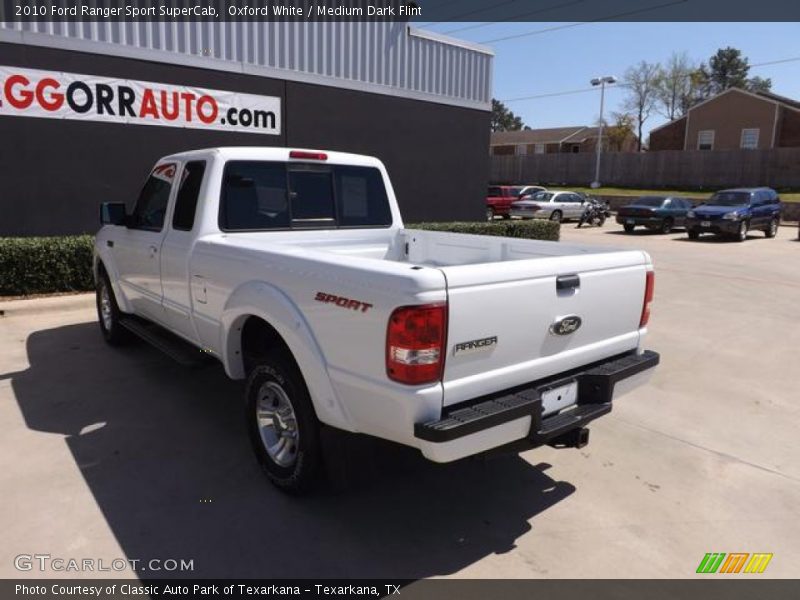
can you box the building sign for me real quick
[0,66,281,135]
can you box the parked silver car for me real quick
[510,190,587,222]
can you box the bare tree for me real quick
[656,52,694,120]
[622,61,662,152]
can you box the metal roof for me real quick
[0,21,492,110]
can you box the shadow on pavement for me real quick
[9,322,574,578]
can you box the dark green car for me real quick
[616,196,694,234]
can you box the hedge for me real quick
[410,219,560,241]
[0,220,559,296]
[0,235,95,296]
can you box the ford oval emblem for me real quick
[550,315,582,336]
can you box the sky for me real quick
[416,21,800,140]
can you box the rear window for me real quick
[220,161,392,231]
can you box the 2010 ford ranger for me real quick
[94,147,659,492]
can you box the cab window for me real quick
[130,163,177,231]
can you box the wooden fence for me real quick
[490,148,800,189]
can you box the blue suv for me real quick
[685,188,782,242]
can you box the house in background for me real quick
[490,125,638,155]
[649,88,800,151]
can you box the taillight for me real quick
[640,270,655,328]
[289,150,328,160]
[386,304,447,385]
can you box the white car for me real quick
[94,147,659,492]
[511,190,588,222]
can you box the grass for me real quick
[547,186,800,202]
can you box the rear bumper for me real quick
[415,350,659,462]
[616,216,663,227]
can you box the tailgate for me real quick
[439,251,650,407]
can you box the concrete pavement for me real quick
[0,224,798,579]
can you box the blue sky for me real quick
[421,22,800,139]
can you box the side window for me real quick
[172,161,206,231]
[488,187,501,197]
[130,163,176,231]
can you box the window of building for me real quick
[697,130,715,150]
[534,143,546,154]
[515,144,527,156]
[740,128,759,149]
[571,144,580,153]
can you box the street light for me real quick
[590,75,617,189]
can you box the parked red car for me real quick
[486,185,525,221]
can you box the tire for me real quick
[549,210,563,223]
[597,215,606,227]
[486,208,494,222]
[736,220,749,242]
[765,218,778,238]
[96,269,131,346]
[502,213,511,220]
[246,354,322,494]
[623,224,635,233]
[660,218,674,234]
[687,230,700,240]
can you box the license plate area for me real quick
[626,218,635,224]
[540,380,578,416]
[701,220,711,227]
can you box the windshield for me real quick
[633,197,666,207]
[708,191,750,207]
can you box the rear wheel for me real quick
[687,230,700,240]
[502,213,511,220]
[549,210,563,223]
[660,218,674,234]
[623,224,635,233]
[765,218,778,238]
[486,208,494,222]
[735,220,749,242]
[96,269,131,346]
[246,353,322,494]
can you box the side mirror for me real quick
[100,202,127,226]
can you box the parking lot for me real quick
[1,224,798,580]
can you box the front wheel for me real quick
[687,230,700,240]
[736,220,749,242]
[246,354,322,494]
[660,218,674,234]
[486,208,495,222]
[765,218,778,238]
[96,270,131,346]
[623,224,635,233]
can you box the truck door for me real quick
[111,162,176,324]
[160,160,207,343]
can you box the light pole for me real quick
[590,75,617,189]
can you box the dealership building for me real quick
[0,21,492,236]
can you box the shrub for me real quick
[409,219,560,241]
[0,235,95,296]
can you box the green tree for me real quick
[707,47,750,92]
[491,99,525,132]
[605,112,636,152]
[748,76,773,93]
[622,61,662,152]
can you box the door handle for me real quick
[149,245,158,255]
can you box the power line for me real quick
[442,0,589,35]
[479,0,687,44]
[500,56,800,104]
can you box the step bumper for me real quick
[415,350,659,461]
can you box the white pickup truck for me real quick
[94,147,659,492]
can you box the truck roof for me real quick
[159,147,385,168]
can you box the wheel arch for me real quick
[220,282,354,432]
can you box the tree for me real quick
[491,99,525,132]
[748,76,773,93]
[656,52,695,120]
[707,47,750,93]
[605,112,636,152]
[622,61,662,152]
